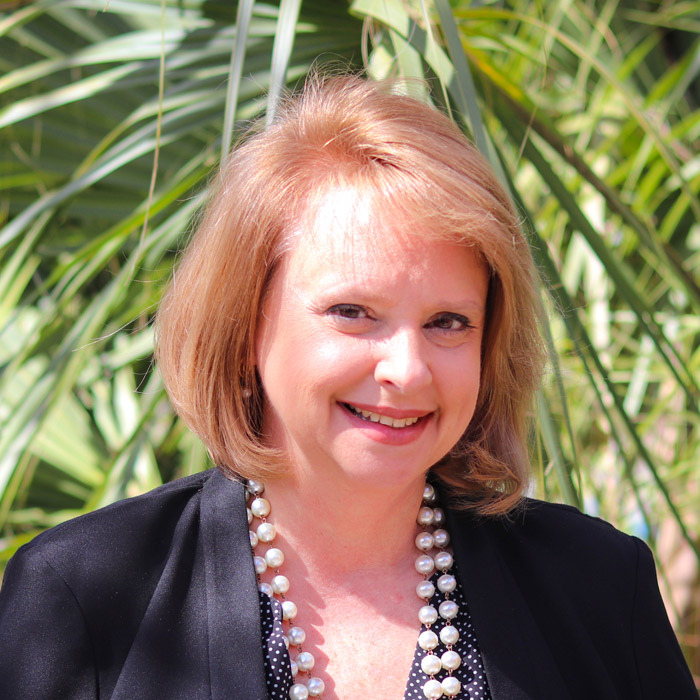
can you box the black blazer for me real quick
[0,469,696,699]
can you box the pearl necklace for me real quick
[246,480,463,700]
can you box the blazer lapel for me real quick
[447,507,573,700]
[201,470,268,700]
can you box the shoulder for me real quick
[464,501,697,696]
[451,497,647,595]
[1,468,247,647]
[486,497,640,550]
[0,470,249,698]
[10,469,227,582]
[509,497,637,548]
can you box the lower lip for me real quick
[338,403,431,446]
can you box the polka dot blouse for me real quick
[259,562,492,699]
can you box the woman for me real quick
[0,75,696,700]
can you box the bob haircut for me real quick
[156,74,546,516]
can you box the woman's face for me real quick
[255,189,489,492]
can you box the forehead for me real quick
[286,188,447,274]
[292,187,388,259]
[277,188,486,295]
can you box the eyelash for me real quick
[425,312,475,332]
[327,304,370,320]
[326,305,474,332]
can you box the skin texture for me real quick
[253,189,489,699]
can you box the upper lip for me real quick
[340,401,433,419]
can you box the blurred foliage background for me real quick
[0,0,698,684]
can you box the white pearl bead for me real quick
[415,531,435,551]
[418,629,439,650]
[432,507,445,526]
[258,582,273,597]
[439,625,459,645]
[282,600,297,620]
[418,605,438,625]
[272,574,290,594]
[289,683,309,700]
[283,635,289,648]
[417,506,434,526]
[423,678,444,698]
[296,651,315,672]
[438,600,459,620]
[434,551,453,571]
[249,530,258,548]
[290,660,298,677]
[415,554,435,575]
[257,522,276,543]
[437,574,456,593]
[247,479,265,496]
[433,528,450,548]
[250,497,271,517]
[265,548,284,568]
[441,676,461,696]
[247,508,253,524]
[421,653,442,675]
[416,580,436,599]
[422,483,437,504]
[287,626,306,646]
[253,556,267,574]
[441,650,461,670]
[307,677,325,696]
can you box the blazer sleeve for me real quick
[0,546,98,699]
[631,537,698,698]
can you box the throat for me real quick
[247,479,466,699]
[263,476,426,573]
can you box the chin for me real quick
[330,450,433,492]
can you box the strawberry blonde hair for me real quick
[155,74,545,515]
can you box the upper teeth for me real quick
[348,405,420,428]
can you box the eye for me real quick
[326,304,371,320]
[324,304,377,333]
[425,312,475,332]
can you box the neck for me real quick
[263,468,426,577]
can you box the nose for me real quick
[374,328,432,393]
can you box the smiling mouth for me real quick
[341,403,424,429]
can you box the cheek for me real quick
[444,351,482,418]
[297,334,374,399]
[257,321,360,398]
